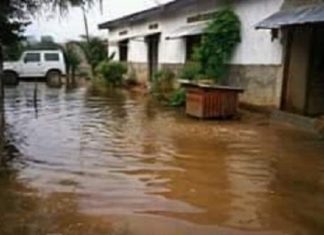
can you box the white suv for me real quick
[3,50,66,85]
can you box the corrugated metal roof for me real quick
[256,4,324,29]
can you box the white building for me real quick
[99,0,324,116]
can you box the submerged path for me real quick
[1,82,324,235]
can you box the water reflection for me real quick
[2,82,324,235]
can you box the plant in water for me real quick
[180,62,201,81]
[194,8,241,83]
[77,36,108,76]
[169,88,186,107]
[152,68,176,100]
[95,61,128,87]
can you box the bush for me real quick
[180,62,201,81]
[152,68,176,95]
[95,61,127,86]
[169,88,186,107]
[77,37,110,76]
[194,8,241,83]
[151,68,187,107]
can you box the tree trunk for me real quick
[0,43,6,163]
[0,43,4,108]
[71,68,76,85]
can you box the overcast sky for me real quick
[26,0,172,42]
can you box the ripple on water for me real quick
[3,82,324,235]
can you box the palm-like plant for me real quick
[77,36,108,77]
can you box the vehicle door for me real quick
[21,52,43,77]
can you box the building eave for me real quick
[98,0,196,30]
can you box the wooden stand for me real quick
[181,81,244,119]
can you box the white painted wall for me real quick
[106,0,284,65]
[232,0,284,65]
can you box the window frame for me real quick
[44,53,60,62]
[24,52,41,63]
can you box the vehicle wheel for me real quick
[3,71,19,86]
[46,70,62,87]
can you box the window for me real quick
[148,23,159,30]
[24,53,41,63]
[119,30,128,36]
[45,53,60,61]
[187,12,216,23]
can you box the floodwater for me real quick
[1,82,324,235]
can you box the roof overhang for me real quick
[256,4,324,29]
[109,31,161,44]
[166,23,207,39]
[98,0,196,30]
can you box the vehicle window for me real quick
[45,53,60,62]
[24,53,41,63]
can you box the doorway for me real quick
[281,25,324,116]
[306,26,324,116]
[146,34,160,81]
[118,39,129,62]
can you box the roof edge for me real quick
[98,0,198,30]
[98,0,176,30]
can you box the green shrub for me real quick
[151,68,187,107]
[194,8,241,83]
[77,37,108,76]
[169,88,186,107]
[152,68,176,95]
[180,62,201,81]
[95,61,127,86]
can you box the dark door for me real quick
[118,39,129,62]
[185,35,202,62]
[281,26,312,114]
[146,34,160,81]
[306,26,324,116]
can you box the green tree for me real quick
[77,36,107,77]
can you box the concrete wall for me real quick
[105,0,285,106]
[108,0,284,65]
[228,65,283,107]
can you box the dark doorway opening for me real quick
[146,33,160,81]
[306,26,324,115]
[185,35,202,62]
[118,39,129,62]
[281,24,324,116]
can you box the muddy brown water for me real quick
[1,82,324,235]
